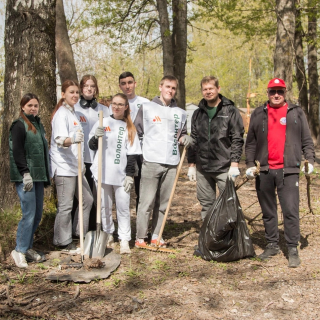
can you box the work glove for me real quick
[180,135,193,149]
[228,166,240,182]
[23,173,33,192]
[301,163,314,175]
[246,167,257,180]
[123,176,134,193]
[94,126,105,139]
[187,166,197,182]
[71,131,84,144]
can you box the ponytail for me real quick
[51,80,79,122]
[19,93,39,134]
[51,98,64,123]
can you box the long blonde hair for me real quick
[112,93,136,146]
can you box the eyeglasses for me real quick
[111,103,126,108]
[268,89,285,96]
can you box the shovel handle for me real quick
[78,141,84,260]
[156,146,187,246]
[96,111,103,227]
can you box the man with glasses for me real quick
[245,78,315,268]
[119,71,150,211]
[187,76,244,220]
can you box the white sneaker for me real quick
[26,249,42,262]
[120,240,131,254]
[11,250,28,268]
[106,233,115,248]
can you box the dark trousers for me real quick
[134,156,142,212]
[71,162,97,231]
[256,169,300,247]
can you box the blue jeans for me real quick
[15,182,44,254]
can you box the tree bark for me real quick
[172,0,187,110]
[156,0,174,76]
[274,0,296,101]
[307,0,319,144]
[56,0,78,83]
[0,0,56,207]
[294,4,308,115]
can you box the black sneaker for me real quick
[258,243,280,261]
[288,247,301,268]
[59,242,80,253]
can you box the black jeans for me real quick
[256,169,300,247]
[134,156,142,212]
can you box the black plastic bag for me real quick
[196,177,255,262]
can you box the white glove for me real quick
[95,126,105,139]
[123,176,134,193]
[187,166,196,181]
[228,166,240,181]
[23,173,33,192]
[180,135,193,149]
[301,163,314,175]
[246,167,257,180]
[71,131,84,144]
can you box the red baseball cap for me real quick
[267,78,286,88]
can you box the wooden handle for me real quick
[156,147,187,246]
[77,142,84,259]
[96,111,103,226]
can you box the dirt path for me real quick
[1,156,320,319]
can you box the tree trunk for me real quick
[0,0,56,207]
[274,0,296,101]
[56,0,78,84]
[156,0,174,76]
[294,4,308,115]
[307,0,319,144]
[172,0,187,110]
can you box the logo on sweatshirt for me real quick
[173,114,180,155]
[79,116,87,123]
[104,126,111,132]
[153,116,161,123]
[280,117,286,125]
[73,121,79,126]
[114,126,125,164]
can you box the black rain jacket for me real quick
[188,94,244,172]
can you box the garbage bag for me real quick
[195,177,255,262]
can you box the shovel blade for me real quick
[83,230,108,259]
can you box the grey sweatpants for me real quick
[196,168,228,220]
[53,175,93,246]
[136,161,176,239]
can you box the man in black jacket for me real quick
[187,76,244,220]
[245,78,315,268]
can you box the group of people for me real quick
[9,72,315,269]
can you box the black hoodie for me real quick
[188,94,244,172]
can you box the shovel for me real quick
[83,110,108,258]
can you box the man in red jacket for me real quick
[245,78,315,268]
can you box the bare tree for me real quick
[273,0,296,101]
[0,0,56,207]
[294,4,308,115]
[307,0,319,143]
[56,0,78,83]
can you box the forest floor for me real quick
[1,152,320,320]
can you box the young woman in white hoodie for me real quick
[88,93,141,254]
[50,80,93,251]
